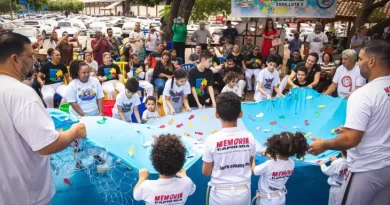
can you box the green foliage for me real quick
[133,0,165,7]
[159,5,171,24]
[0,0,21,14]
[28,0,48,11]
[191,0,231,21]
[48,0,85,12]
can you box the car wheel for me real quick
[42,31,46,39]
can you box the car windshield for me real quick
[13,29,35,37]
[24,21,39,26]
[58,22,71,27]
[150,23,160,27]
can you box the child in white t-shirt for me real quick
[163,69,192,115]
[254,55,284,102]
[142,96,160,122]
[252,132,309,205]
[319,151,348,205]
[133,134,196,205]
[221,71,242,97]
[112,77,142,123]
[202,92,257,205]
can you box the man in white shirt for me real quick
[306,22,328,63]
[309,40,390,205]
[129,22,146,61]
[0,32,87,205]
[324,49,366,98]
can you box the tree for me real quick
[48,0,85,18]
[350,0,390,36]
[191,0,231,22]
[0,0,22,19]
[122,0,165,16]
[27,0,48,11]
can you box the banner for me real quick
[232,0,337,18]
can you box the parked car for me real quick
[22,20,52,39]
[146,21,161,30]
[209,27,224,46]
[55,21,79,38]
[122,22,136,37]
[102,26,122,38]
[0,22,17,32]
[13,27,40,44]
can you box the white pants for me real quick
[279,75,289,93]
[245,69,261,90]
[238,80,246,97]
[329,186,340,205]
[145,69,154,84]
[209,185,251,205]
[139,80,154,96]
[102,80,125,100]
[41,82,67,108]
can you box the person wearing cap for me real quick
[222,20,239,45]
[191,21,212,51]
[240,36,255,57]
[288,31,302,57]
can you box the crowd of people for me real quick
[0,16,390,205]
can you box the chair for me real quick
[167,41,173,50]
[113,62,128,76]
[218,57,227,64]
[116,57,121,62]
[181,64,196,72]
[76,53,84,60]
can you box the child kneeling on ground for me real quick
[252,132,309,205]
[112,77,142,123]
[133,134,196,204]
[202,92,257,205]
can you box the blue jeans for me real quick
[154,77,167,99]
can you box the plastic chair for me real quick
[181,64,196,72]
[116,57,121,62]
[176,57,183,65]
[113,62,128,76]
[167,41,173,50]
[76,53,84,60]
[218,57,227,64]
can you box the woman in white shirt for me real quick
[66,60,104,118]
[47,29,58,49]
[317,52,336,93]
[146,26,159,56]
[84,51,98,76]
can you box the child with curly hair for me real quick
[133,134,196,204]
[202,92,257,205]
[252,132,309,205]
[221,72,242,98]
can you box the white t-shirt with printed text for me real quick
[306,32,328,55]
[202,127,256,187]
[320,158,348,187]
[344,76,390,172]
[133,177,196,205]
[112,91,141,122]
[163,78,191,114]
[254,68,280,102]
[146,32,159,52]
[67,77,104,118]
[142,110,160,120]
[253,159,294,205]
[332,64,366,97]
[129,30,145,51]
[0,75,58,205]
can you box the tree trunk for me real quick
[178,0,196,25]
[123,0,131,15]
[163,0,181,41]
[367,18,390,36]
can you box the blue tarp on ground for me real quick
[49,88,347,205]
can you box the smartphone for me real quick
[176,17,182,22]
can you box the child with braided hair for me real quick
[252,132,309,205]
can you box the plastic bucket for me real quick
[103,100,116,117]
[59,103,70,114]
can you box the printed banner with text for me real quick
[232,0,337,18]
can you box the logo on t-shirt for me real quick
[195,78,207,96]
[312,36,323,43]
[271,170,294,180]
[169,90,184,103]
[216,137,250,151]
[154,193,184,204]
[264,78,274,90]
[341,76,352,92]
[122,102,133,113]
[78,89,96,101]
[104,68,117,80]
[384,86,390,97]
[49,68,63,82]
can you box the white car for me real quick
[13,27,40,44]
[89,22,106,37]
[55,21,79,38]
[73,30,88,52]
[146,21,161,30]
[122,22,136,36]
[209,27,224,46]
[22,20,52,39]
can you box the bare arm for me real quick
[165,96,175,114]
[183,94,191,111]
[308,72,321,88]
[117,105,126,121]
[323,128,364,151]
[92,39,101,51]
[191,87,202,108]
[37,72,45,86]
[134,106,141,123]
[288,71,298,87]
[208,86,216,108]
[69,102,86,116]
[256,81,270,97]
[202,161,213,176]
[97,97,104,115]
[324,82,337,95]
